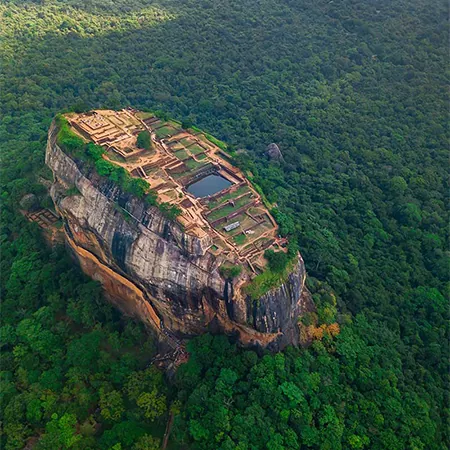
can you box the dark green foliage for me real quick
[70,100,90,114]
[264,249,289,273]
[246,245,298,297]
[219,264,242,280]
[0,219,167,448]
[0,210,168,448]
[65,186,80,197]
[136,131,151,150]
[95,159,117,177]
[158,202,182,220]
[145,191,158,206]
[85,143,105,161]
[245,262,294,300]
[1,0,448,448]
[174,329,446,450]
[0,120,168,447]
[126,178,149,198]
[182,119,193,130]
[154,110,170,121]
[55,115,84,156]
[271,208,295,237]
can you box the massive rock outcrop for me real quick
[266,143,284,162]
[46,122,313,350]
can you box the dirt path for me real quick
[161,411,174,450]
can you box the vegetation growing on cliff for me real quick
[245,258,296,300]
[1,0,448,449]
[55,115,180,221]
[219,264,242,280]
[245,243,299,299]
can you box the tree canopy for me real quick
[0,0,448,448]
[136,131,152,150]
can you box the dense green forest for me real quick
[1,0,448,449]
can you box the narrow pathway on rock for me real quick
[161,411,174,450]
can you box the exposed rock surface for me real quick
[20,193,38,211]
[46,122,314,350]
[266,143,284,161]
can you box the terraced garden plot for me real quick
[197,133,228,151]
[155,125,179,139]
[149,119,162,129]
[170,169,188,179]
[208,204,238,222]
[221,210,273,243]
[185,158,207,171]
[189,144,205,155]
[174,149,189,160]
[233,233,247,245]
[106,150,126,163]
[247,206,271,219]
[143,166,162,176]
[212,235,227,250]
[208,186,251,209]
[223,213,255,236]
[208,194,253,221]
[197,134,209,143]
[244,219,273,241]
[159,189,178,201]
[170,161,210,180]
[136,112,154,120]
[180,137,196,147]
[196,153,207,160]
[241,237,272,256]
[169,142,185,151]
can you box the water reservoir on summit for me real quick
[187,174,231,198]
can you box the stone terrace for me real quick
[66,109,286,272]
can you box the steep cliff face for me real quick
[46,122,314,350]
